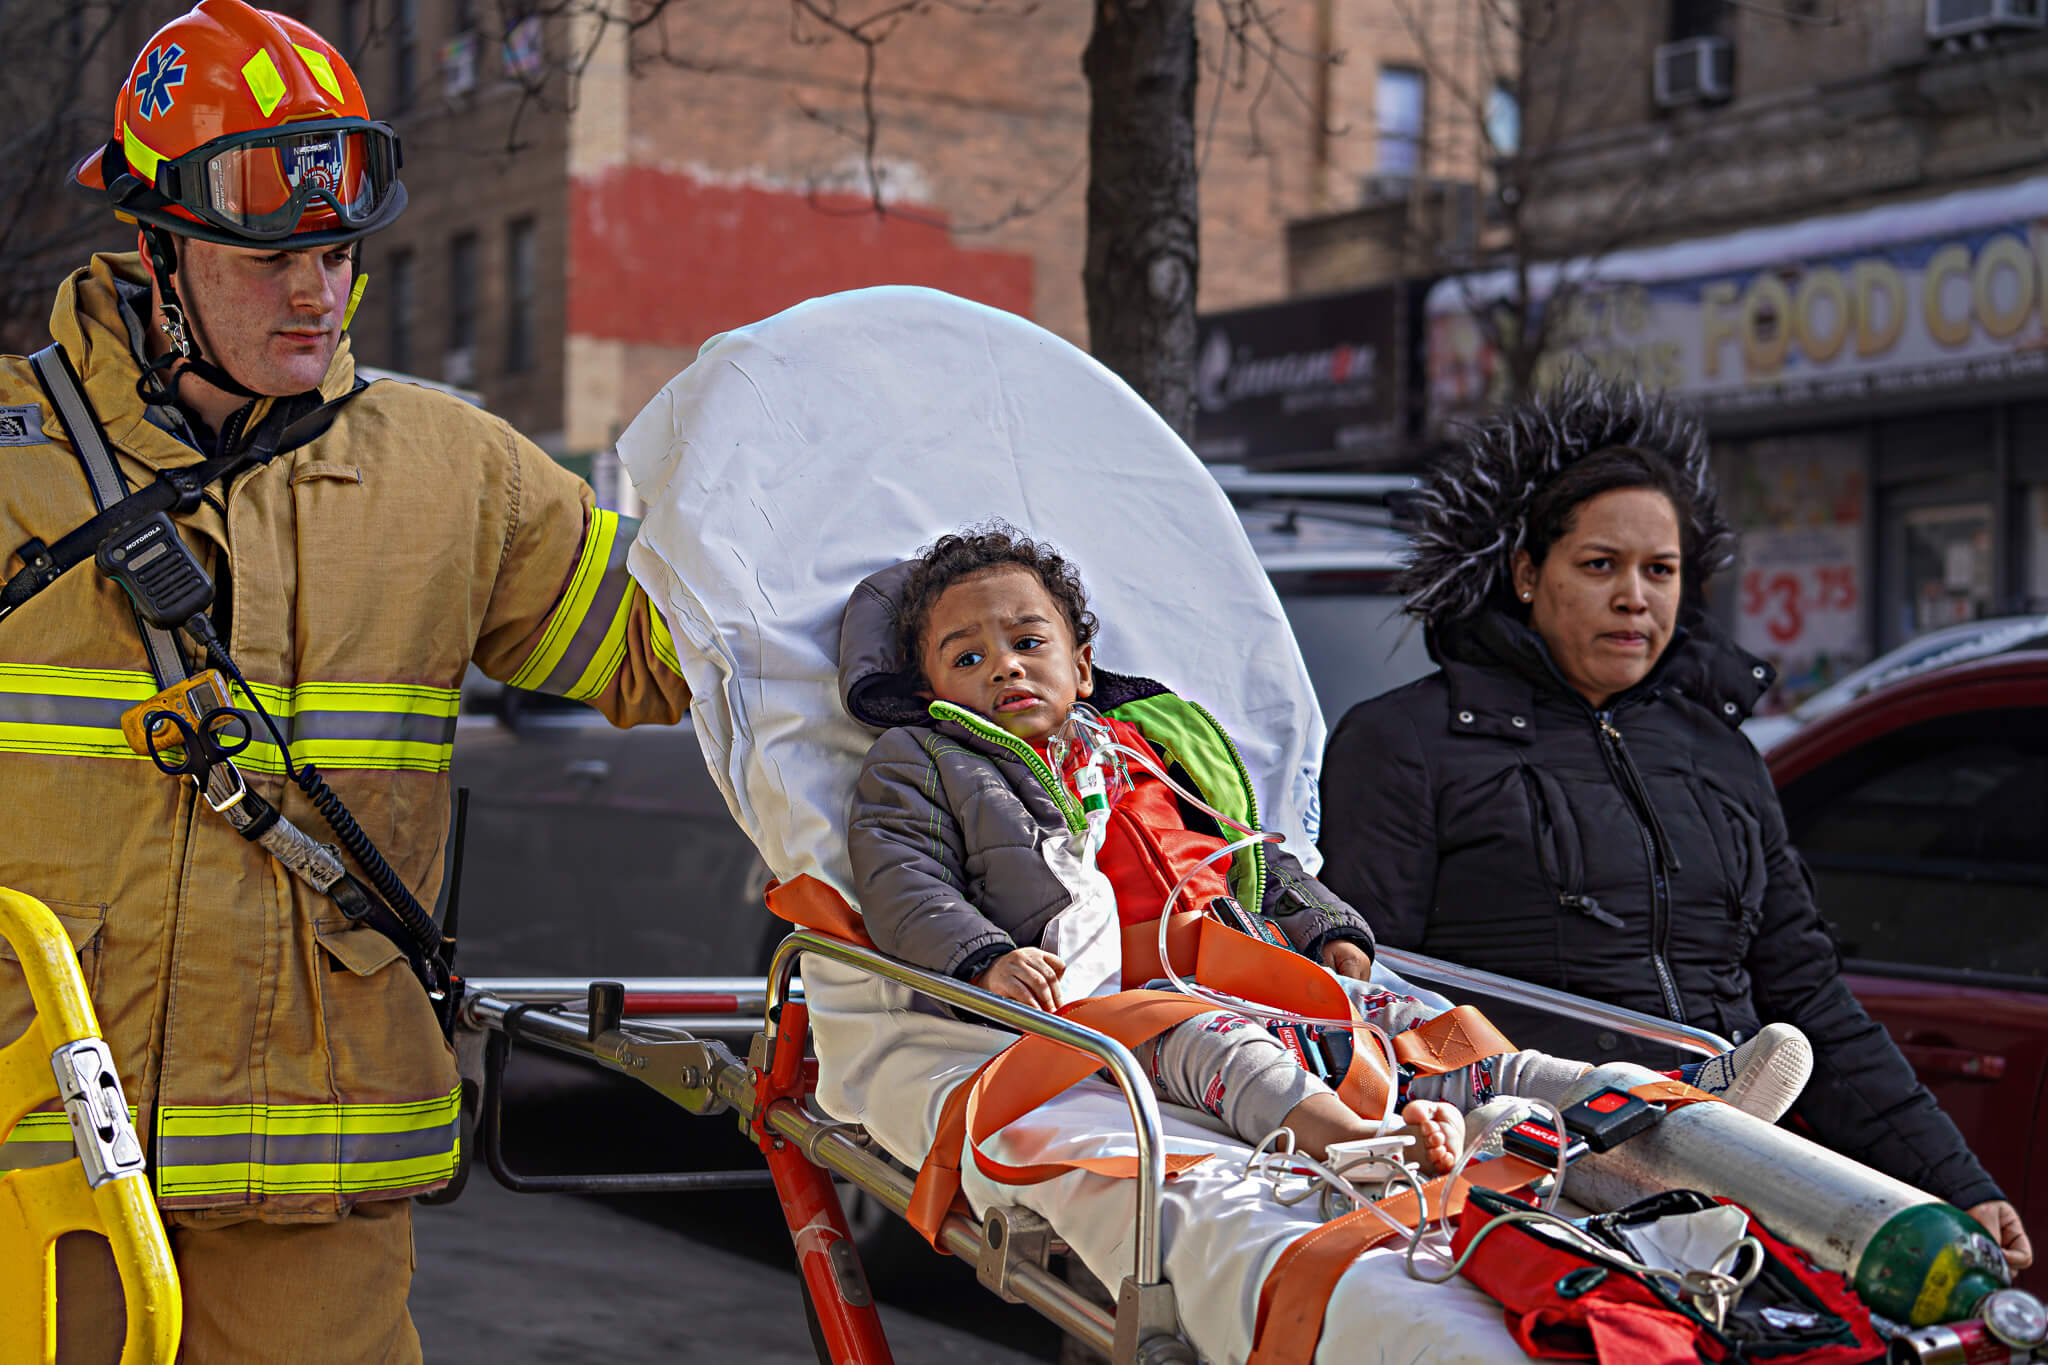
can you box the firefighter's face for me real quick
[168,237,353,397]
[919,566,1094,744]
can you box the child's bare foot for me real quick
[1278,1095,1466,1175]
[1390,1100,1463,1175]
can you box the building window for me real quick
[506,218,536,373]
[1485,83,1520,158]
[393,0,417,109]
[1668,0,1723,40]
[453,0,478,32]
[447,232,478,387]
[387,248,414,374]
[1376,66,1426,177]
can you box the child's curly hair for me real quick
[899,522,1098,678]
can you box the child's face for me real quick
[918,565,1093,744]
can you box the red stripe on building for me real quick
[569,166,1035,348]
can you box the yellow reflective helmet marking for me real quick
[121,123,168,182]
[293,44,344,104]
[241,48,287,118]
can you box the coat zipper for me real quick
[1183,700,1265,912]
[927,700,1086,837]
[1593,709,1686,1024]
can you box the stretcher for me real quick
[9,285,2029,1363]
[454,284,2027,1363]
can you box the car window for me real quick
[1268,569,1434,726]
[1785,713,2048,979]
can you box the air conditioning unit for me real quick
[1927,0,2047,40]
[1653,36,1734,108]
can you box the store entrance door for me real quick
[1882,500,1994,651]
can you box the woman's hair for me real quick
[1397,371,1735,629]
[898,522,1098,674]
[1522,444,1700,570]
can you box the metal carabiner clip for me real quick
[198,760,249,814]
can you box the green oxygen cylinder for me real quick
[1855,1201,2010,1327]
[1555,1062,2009,1326]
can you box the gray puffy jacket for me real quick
[840,563,1374,982]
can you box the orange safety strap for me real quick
[1389,1004,1520,1077]
[1629,1077,1714,1108]
[765,874,877,949]
[907,989,1222,1246]
[1246,1153,1551,1365]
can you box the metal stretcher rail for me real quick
[765,930,1175,1295]
[460,977,1138,1360]
[457,942,1738,1364]
[1375,947,1733,1060]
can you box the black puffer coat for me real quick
[1318,609,2001,1210]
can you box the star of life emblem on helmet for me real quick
[135,43,187,121]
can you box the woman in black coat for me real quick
[1317,375,2031,1269]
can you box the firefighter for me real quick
[0,1,690,1357]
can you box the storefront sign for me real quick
[1427,177,2048,421]
[1193,285,1408,464]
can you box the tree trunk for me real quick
[1082,0,1199,439]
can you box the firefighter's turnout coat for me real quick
[0,254,689,1220]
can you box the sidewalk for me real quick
[411,1171,1055,1364]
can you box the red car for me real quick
[1767,650,2048,1288]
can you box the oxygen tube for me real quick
[1047,704,1593,1276]
[1044,703,1403,1133]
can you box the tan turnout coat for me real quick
[0,253,689,1221]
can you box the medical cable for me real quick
[1057,708,1575,1215]
[1046,705,1406,1132]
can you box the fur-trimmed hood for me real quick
[1399,373,1735,633]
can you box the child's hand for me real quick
[974,947,1067,1012]
[1320,940,1373,980]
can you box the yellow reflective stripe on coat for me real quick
[648,597,684,678]
[153,1087,461,1201]
[505,508,643,698]
[0,663,459,772]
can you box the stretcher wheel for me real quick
[0,886,181,1363]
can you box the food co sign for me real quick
[1426,177,2048,418]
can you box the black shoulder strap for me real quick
[26,343,189,689]
[0,351,370,648]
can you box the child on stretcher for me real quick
[843,524,1810,1176]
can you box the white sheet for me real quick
[620,286,1530,1363]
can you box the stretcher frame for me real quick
[455,932,1733,1365]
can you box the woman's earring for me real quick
[1520,590,1532,602]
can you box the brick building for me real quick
[1423,0,2048,708]
[42,1,1505,479]
[277,0,1501,483]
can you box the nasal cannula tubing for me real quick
[1056,709,1589,1279]
[1049,704,1405,1134]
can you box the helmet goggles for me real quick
[147,118,401,242]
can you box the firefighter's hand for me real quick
[1319,940,1373,981]
[1969,1200,2033,1270]
[974,948,1067,1013]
